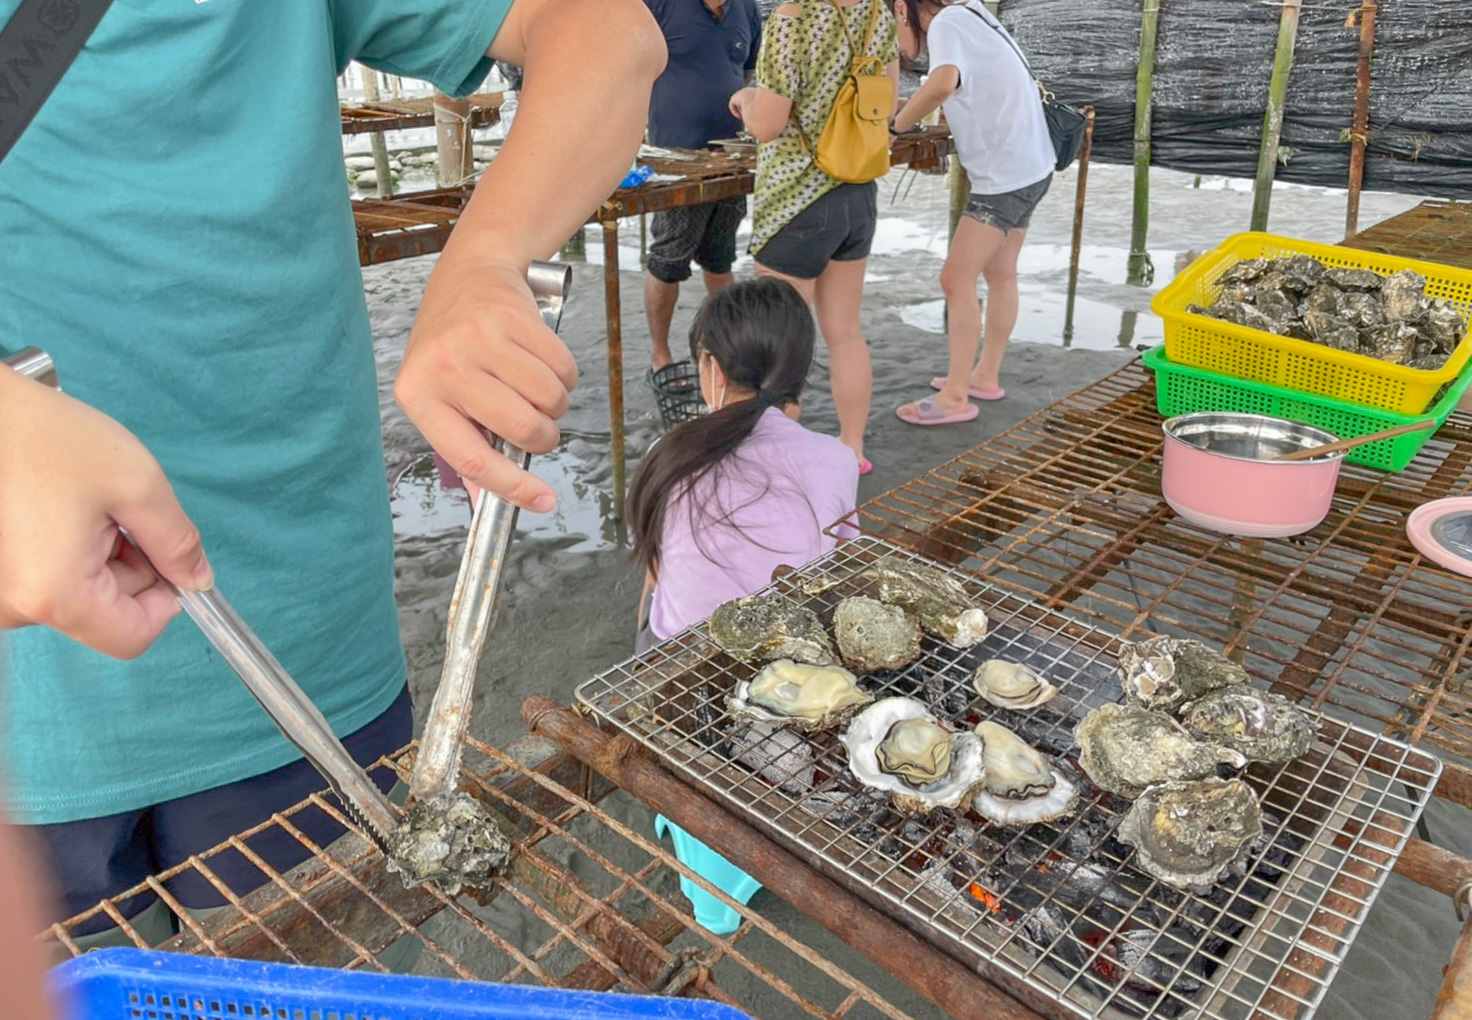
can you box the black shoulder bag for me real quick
[964,3,1086,173]
[0,0,115,165]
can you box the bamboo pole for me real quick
[1344,0,1379,237]
[433,89,474,188]
[1250,0,1303,232]
[1062,107,1097,346]
[359,66,395,198]
[1128,0,1161,287]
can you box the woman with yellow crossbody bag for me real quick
[729,0,899,477]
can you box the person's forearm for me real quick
[893,65,956,132]
[0,819,58,1020]
[450,0,664,267]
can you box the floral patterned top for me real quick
[750,0,898,256]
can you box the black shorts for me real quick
[962,174,1053,235]
[754,182,877,280]
[31,685,412,934]
[646,196,747,283]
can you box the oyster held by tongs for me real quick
[727,659,873,732]
[840,697,986,814]
[1117,778,1263,891]
[709,594,836,665]
[868,557,989,648]
[834,596,923,671]
[971,720,1078,826]
[1117,636,1248,713]
[974,659,1057,711]
[1180,687,1316,764]
[1075,702,1245,799]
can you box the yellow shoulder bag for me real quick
[796,0,894,184]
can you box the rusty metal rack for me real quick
[574,536,1439,1020]
[340,92,503,135]
[48,735,937,1020]
[1342,199,1472,270]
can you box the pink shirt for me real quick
[648,407,860,640]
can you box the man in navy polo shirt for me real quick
[642,0,763,372]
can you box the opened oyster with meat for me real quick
[840,697,986,814]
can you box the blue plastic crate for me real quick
[52,949,754,1020]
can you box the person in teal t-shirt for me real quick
[0,0,665,946]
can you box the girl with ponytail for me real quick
[629,278,859,650]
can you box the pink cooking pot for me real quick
[1160,412,1346,538]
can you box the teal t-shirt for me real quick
[0,0,511,824]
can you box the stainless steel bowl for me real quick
[1162,412,1345,464]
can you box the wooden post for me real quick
[1062,107,1096,346]
[1128,0,1161,287]
[1344,0,1379,237]
[434,89,474,188]
[359,66,395,198]
[1250,0,1303,233]
[603,221,628,524]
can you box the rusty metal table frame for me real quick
[351,129,954,521]
[340,92,504,135]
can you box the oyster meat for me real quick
[727,659,872,731]
[974,659,1057,711]
[1180,687,1316,764]
[1075,702,1245,799]
[869,557,989,648]
[1117,778,1263,890]
[709,594,836,665]
[834,596,923,671]
[971,721,1078,826]
[840,697,986,814]
[1117,635,1248,713]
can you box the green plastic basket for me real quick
[1142,345,1472,472]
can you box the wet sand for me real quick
[367,161,1454,1017]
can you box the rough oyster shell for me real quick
[1425,301,1466,354]
[1212,299,1289,336]
[1337,291,1386,330]
[1327,267,1383,291]
[1075,703,1245,799]
[1117,635,1248,713]
[1117,778,1263,891]
[834,596,923,671]
[1381,268,1427,322]
[869,557,989,648]
[386,793,512,895]
[1304,310,1361,353]
[1218,258,1269,286]
[1362,322,1420,365]
[709,594,836,665]
[971,721,1078,826]
[1277,254,1326,292]
[1180,687,1316,764]
[974,659,1058,711]
[840,698,986,814]
[1300,281,1343,318]
[727,659,872,732]
[1252,289,1298,324]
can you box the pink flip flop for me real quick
[857,457,873,476]
[897,395,980,427]
[931,377,1005,401]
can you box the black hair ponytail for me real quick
[628,278,817,578]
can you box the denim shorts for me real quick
[754,182,878,280]
[647,196,747,283]
[963,174,1053,234]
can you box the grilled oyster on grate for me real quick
[1117,635,1248,713]
[971,721,1078,826]
[727,659,873,732]
[840,697,986,814]
[973,659,1057,711]
[834,596,923,671]
[1117,778,1263,890]
[868,557,990,648]
[709,594,836,665]
[1075,703,1245,799]
[1180,687,1316,764]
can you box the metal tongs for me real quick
[407,260,571,805]
[2,261,571,849]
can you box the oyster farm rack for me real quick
[575,537,1441,1020]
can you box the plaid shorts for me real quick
[646,196,747,283]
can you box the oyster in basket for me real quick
[971,721,1078,826]
[727,659,873,732]
[709,594,836,666]
[973,659,1057,711]
[834,596,923,671]
[1179,687,1316,764]
[1075,703,1245,800]
[1381,268,1427,323]
[1326,267,1383,291]
[840,697,985,814]
[868,557,989,648]
[1117,636,1248,713]
[1117,778,1263,891]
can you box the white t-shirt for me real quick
[927,0,1054,194]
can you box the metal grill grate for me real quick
[48,735,929,1020]
[576,536,1441,1020]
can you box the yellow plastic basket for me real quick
[1151,232,1472,414]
